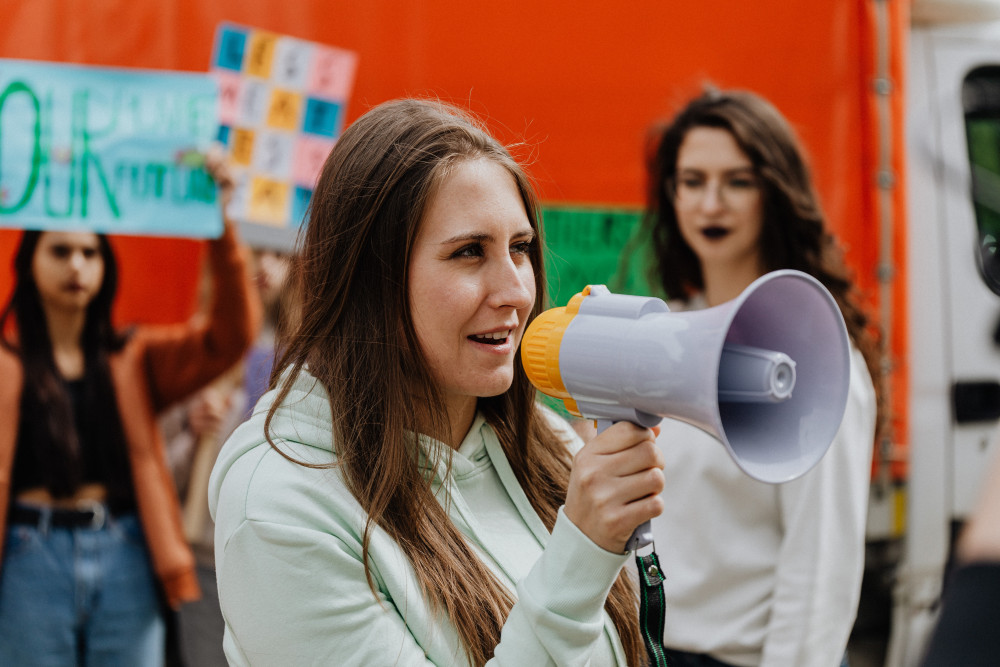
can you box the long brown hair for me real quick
[644,87,885,436]
[266,99,643,666]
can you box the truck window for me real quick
[964,66,1000,296]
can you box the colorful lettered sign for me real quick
[211,23,358,229]
[0,59,221,237]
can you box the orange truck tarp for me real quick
[0,0,909,475]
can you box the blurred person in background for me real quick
[640,88,883,667]
[243,248,294,412]
[0,154,259,666]
[163,245,294,667]
[920,437,1000,667]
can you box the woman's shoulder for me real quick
[845,341,877,427]
[217,368,336,465]
[209,369,355,532]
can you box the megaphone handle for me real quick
[595,419,655,552]
[626,520,654,552]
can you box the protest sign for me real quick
[211,23,358,240]
[0,59,220,237]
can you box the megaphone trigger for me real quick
[521,270,852,552]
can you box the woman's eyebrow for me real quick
[439,232,491,245]
[677,166,754,174]
[439,228,535,245]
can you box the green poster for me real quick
[539,204,658,308]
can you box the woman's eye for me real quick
[51,246,71,259]
[678,178,703,190]
[511,240,534,256]
[82,248,98,259]
[452,243,484,259]
[728,178,757,189]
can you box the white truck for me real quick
[883,1,1000,663]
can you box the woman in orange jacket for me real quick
[0,155,259,666]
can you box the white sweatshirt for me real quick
[209,370,628,666]
[649,343,876,667]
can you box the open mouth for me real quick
[470,330,512,346]
[703,226,730,239]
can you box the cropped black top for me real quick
[11,375,136,513]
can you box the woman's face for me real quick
[31,231,105,314]
[408,158,536,415]
[672,126,765,274]
[253,249,290,311]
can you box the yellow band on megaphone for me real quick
[520,287,592,417]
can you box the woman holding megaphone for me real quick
[0,154,259,665]
[209,98,666,666]
[641,88,883,667]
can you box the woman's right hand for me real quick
[187,387,232,439]
[204,144,235,212]
[564,422,665,553]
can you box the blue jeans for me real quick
[0,511,165,666]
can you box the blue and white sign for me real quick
[0,59,221,237]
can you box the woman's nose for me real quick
[699,181,725,213]
[488,257,534,309]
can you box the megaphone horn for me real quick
[521,269,851,551]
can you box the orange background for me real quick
[0,0,909,473]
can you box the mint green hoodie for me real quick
[208,370,629,666]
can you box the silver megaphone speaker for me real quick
[521,269,851,550]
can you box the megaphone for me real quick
[520,269,851,551]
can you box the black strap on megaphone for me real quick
[635,546,670,667]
